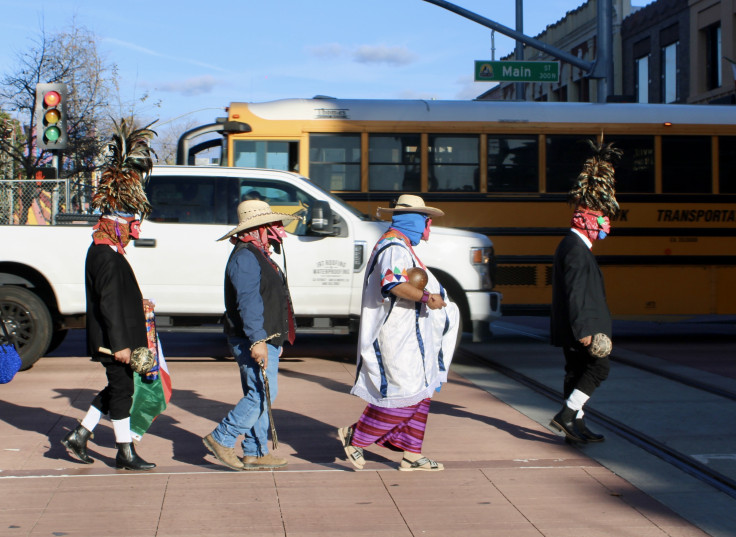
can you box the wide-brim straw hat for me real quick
[376,194,444,218]
[217,200,298,241]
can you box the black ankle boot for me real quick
[61,425,94,464]
[115,442,156,471]
[550,406,586,443]
[575,418,605,442]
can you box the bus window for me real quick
[546,135,592,192]
[428,134,479,192]
[719,136,736,193]
[487,135,538,192]
[233,140,298,171]
[368,134,420,191]
[606,135,654,193]
[662,136,711,193]
[309,134,360,191]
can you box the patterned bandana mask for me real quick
[234,223,287,256]
[571,211,611,242]
[92,215,140,254]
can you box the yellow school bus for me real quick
[218,97,736,317]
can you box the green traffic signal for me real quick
[45,126,61,142]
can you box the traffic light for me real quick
[34,83,68,150]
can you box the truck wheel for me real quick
[0,286,53,370]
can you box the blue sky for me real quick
[2,0,635,129]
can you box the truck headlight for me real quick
[470,246,493,290]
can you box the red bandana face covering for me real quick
[92,215,140,254]
[571,211,611,243]
[232,223,287,255]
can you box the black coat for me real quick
[550,231,612,348]
[85,244,147,361]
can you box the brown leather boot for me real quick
[203,433,245,470]
[240,453,288,470]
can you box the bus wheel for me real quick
[0,286,53,371]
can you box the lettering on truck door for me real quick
[242,181,354,317]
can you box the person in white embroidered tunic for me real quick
[338,194,459,471]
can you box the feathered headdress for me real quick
[568,137,622,217]
[91,118,157,219]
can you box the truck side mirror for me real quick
[309,200,334,235]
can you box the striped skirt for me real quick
[351,398,431,454]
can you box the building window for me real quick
[636,55,649,103]
[661,42,678,103]
[705,24,722,90]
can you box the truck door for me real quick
[128,175,232,315]
[236,178,355,318]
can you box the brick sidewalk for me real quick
[0,351,708,536]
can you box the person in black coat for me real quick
[549,139,621,444]
[61,120,157,470]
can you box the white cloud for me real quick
[307,42,417,66]
[157,75,220,96]
[353,44,416,66]
[307,43,346,58]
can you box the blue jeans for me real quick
[212,338,280,457]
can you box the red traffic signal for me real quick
[34,83,68,150]
[44,91,61,107]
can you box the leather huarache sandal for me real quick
[338,426,365,469]
[398,456,444,472]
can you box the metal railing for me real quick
[0,179,93,225]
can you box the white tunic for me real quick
[350,231,459,408]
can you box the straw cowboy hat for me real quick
[217,200,298,241]
[376,194,444,218]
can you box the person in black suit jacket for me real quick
[61,214,156,470]
[61,120,157,470]
[549,139,621,444]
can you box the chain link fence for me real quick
[0,178,94,225]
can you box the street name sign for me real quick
[475,60,560,83]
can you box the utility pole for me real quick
[593,0,614,102]
[515,0,524,100]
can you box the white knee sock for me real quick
[112,417,132,443]
[566,389,589,412]
[80,406,102,432]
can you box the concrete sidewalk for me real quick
[0,345,709,536]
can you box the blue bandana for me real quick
[390,213,426,246]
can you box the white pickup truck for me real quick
[0,166,501,369]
